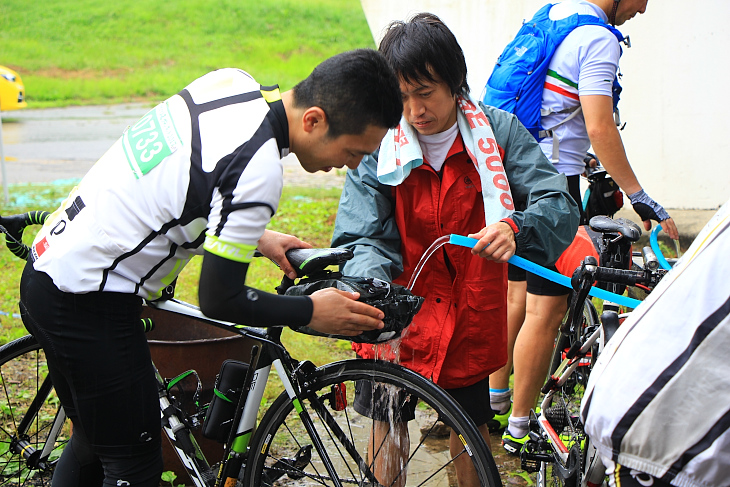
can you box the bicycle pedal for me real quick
[520,440,550,473]
[520,457,540,473]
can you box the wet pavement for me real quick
[0,103,346,188]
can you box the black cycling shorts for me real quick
[19,262,163,486]
[508,264,569,296]
[353,374,492,427]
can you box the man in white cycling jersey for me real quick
[493,0,682,456]
[582,198,730,487]
[19,49,403,487]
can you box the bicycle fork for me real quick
[227,355,378,487]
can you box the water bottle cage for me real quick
[164,369,205,429]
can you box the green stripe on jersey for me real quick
[203,234,257,263]
[546,69,578,89]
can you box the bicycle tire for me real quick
[0,334,68,486]
[581,437,607,487]
[244,358,501,486]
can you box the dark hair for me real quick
[378,13,469,96]
[292,49,402,138]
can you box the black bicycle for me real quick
[521,216,669,487]
[0,211,502,486]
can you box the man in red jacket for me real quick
[332,13,578,486]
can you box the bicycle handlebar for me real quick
[0,211,50,261]
[591,266,647,287]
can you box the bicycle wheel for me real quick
[581,437,607,487]
[244,359,501,486]
[0,335,68,486]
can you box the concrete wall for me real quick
[360,0,729,209]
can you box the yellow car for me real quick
[0,65,27,111]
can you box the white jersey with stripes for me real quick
[539,0,621,176]
[582,199,730,487]
[30,68,289,300]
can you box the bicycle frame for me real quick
[537,320,601,465]
[149,298,377,487]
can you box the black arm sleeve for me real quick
[198,251,313,328]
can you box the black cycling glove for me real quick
[628,189,670,222]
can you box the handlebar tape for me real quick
[592,267,646,286]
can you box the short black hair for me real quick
[378,13,469,96]
[292,49,402,138]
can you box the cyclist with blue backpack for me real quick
[484,0,680,455]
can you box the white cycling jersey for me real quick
[30,68,289,300]
[582,199,730,487]
[539,0,621,176]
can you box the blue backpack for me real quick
[482,3,625,142]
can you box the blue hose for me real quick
[650,224,672,270]
[448,234,643,309]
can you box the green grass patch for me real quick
[0,0,375,107]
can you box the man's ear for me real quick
[301,107,328,134]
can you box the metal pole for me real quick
[0,111,8,204]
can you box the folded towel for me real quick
[377,94,514,226]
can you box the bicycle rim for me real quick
[0,335,68,486]
[581,437,607,487]
[244,359,501,486]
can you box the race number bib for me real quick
[122,101,182,178]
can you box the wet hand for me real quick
[307,288,385,336]
[651,217,679,241]
[467,222,516,263]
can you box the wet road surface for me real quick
[0,103,345,188]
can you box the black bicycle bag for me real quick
[284,276,424,343]
[585,171,624,220]
[202,360,249,443]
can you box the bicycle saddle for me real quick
[588,216,642,242]
[285,248,354,278]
